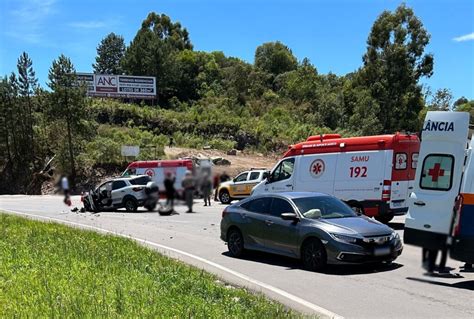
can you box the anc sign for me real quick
[77,73,157,99]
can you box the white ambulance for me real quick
[252,133,420,223]
[404,111,473,264]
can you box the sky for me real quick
[1,0,473,100]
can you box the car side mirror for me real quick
[281,212,299,222]
[266,175,273,184]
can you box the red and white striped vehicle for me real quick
[251,133,420,223]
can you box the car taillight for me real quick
[132,187,144,192]
[382,180,391,202]
[452,194,464,237]
[222,207,229,218]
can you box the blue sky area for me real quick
[1,0,473,100]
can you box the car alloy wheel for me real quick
[302,238,327,272]
[227,229,244,257]
[220,190,231,204]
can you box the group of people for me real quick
[163,171,230,213]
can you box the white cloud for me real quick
[453,32,474,42]
[69,21,106,29]
[6,0,57,44]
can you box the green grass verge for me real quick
[0,213,303,318]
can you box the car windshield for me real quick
[293,196,356,219]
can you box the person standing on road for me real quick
[213,173,220,201]
[201,173,213,206]
[61,175,71,206]
[182,171,195,213]
[164,172,176,210]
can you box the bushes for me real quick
[78,125,166,166]
[89,98,356,154]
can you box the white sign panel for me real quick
[77,73,157,99]
[121,145,140,157]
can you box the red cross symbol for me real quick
[428,163,444,182]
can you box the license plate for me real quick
[392,201,403,208]
[374,246,391,256]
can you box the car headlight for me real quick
[330,233,359,244]
[389,231,400,241]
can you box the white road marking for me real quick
[2,209,343,319]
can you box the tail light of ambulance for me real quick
[452,195,463,237]
[382,180,391,202]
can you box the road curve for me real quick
[1,195,473,319]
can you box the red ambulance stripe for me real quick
[461,193,474,205]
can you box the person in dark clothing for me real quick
[220,171,230,183]
[201,173,213,206]
[182,171,195,213]
[164,172,176,209]
[169,136,174,148]
[422,248,438,274]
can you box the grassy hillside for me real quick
[0,213,301,318]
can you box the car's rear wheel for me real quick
[301,238,327,272]
[124,198,138,212]
[227,228,245,257]
[219,190,232,204]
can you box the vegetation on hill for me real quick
[0,4,472,194]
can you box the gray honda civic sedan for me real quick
[220,192,402,271]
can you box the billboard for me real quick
[77,73,156,99]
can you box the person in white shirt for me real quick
[61,176,70,205]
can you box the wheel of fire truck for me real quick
[219,189,232,204]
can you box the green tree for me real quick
[254,41,298,76]
[47,55,89,184]
[360,3,434,132]
[122,12,192,103]
[455,100,474,123]
[92,33,126,74]
[453,96,469,109]
[16,52,38,163]
[429,88,453,111]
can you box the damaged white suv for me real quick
[82,175,158,212]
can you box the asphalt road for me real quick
[1,195,473,319]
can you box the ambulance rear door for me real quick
[451,138,474,263]
[405,111,470,249]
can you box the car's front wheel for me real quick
[301,238,327,272]
[227,228,245,257]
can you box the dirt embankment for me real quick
[164,146,279,177]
